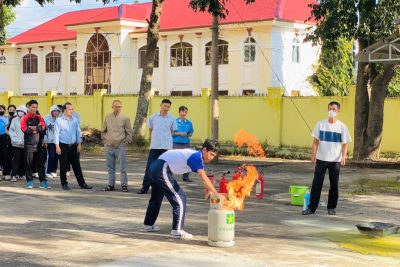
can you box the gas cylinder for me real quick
[256,171,265,199]
[232,167,242,181]
[219,171,229,193]
[208,194,235,247]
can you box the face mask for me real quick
[8,112,15,117]
[0,111,4,116]
[17,111,25,117]
[328,110,337,118]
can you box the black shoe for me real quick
[62,184,70,190]
[183,177,193,182]
[80,183,93,189]
[328,209,336,215]
[302,208,315,215]
[137,188,148,194]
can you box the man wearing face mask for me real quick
[302,101,351,216]
[9,105,27,182]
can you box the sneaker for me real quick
[302,208,315,215]
[141,225,161,232]
[62,184,70,190]
[20,175,26,181]
[66,171,71,177]
[4,175,11,181]
[10,176,17,182]
[170,229,193,239]
[33,173,39,178]
[40,181,50,190]
[328,209,336,215]
[26,181,34,189]
[51,172,57,178]
[0,174,4,180]
[46,173,53,179]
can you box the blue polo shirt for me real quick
[173,118,194,144]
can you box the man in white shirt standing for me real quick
[302,101,351,216]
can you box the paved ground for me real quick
[0,154,399,267]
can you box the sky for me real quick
[6,0,150,38]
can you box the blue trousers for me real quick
[46,143,58,174]
[144,159,187,230]
[141,149,167,191]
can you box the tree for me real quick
[387,68,400,97]
[132,0,164,144]
[308,0,400,160]
[308,38,354,96]
[188,0,255,142]
[0,0,116,45]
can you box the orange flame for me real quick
[223,165,259,210]
[234,129,266,157]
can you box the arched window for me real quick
[170,42,193,67]
[84,33,111,94]
[205,39,229,65]
[292,37,300,63]
[70,51,77,72]
[0,55,6,65]
[22,54,38,74]
[138,46,159,68]
[244,37,256,63]
[46,52,61,73]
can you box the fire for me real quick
[234,129,265,157]
[224,165,259,210]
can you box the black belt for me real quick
[60,143,76,147]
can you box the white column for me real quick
[194,33,202,95]
[62,45,68,94]
[15,49,22,94]
[131,38,138,93]
[159,35,168,95]
[38,46,44,94]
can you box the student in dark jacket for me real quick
[20,100,49,189]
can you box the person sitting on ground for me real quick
[142,139,220,239]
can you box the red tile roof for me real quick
[8,0,316,45]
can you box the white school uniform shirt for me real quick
[159,149,204,175]
[312,119,352,162]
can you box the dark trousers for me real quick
[24,146,46,182]
[59,143,86,186]
[0,134,11,176]
[46,143,58,174]
[173,143,190,180]
[308,160,341,212]
[141,149,167,191]
[144,159,187,230]
[11,146,25,177]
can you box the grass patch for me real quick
[345,178,400,195]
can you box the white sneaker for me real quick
[46,173,53,179]
[10,176,17,182]
[170,230,193,239]
[141,225,161,232]
[51,172,57,178]
[66,171,71,177]
[4,175,11,181]
[33,173,39,178]
[20,176,26,180]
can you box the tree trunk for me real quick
[132,0,163,144]
[210,14,219,141]
[0,1,5,45]
[353,41,396,160]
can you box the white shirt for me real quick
[312,119,352,162]
[159,149,204,175]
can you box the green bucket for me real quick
[289,185,309,206]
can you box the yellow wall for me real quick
[1,87,399,153]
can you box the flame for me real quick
[234,129,266,157]
[223,165,259,210]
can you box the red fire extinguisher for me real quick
[256,170,265,199]
[219,171,230,193]
[205,169,215,196]
[232,166,242,181]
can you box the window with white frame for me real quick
[70,51,77,72]
[292,37,300,63]
[244,37,256,63]
[0,55,6,65]
[205,39,229,65]
[46,52,61,72]
[138,46,159,68]
[22,54,38,74]
[170,42,193,67]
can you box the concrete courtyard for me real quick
[0,153,399,267]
